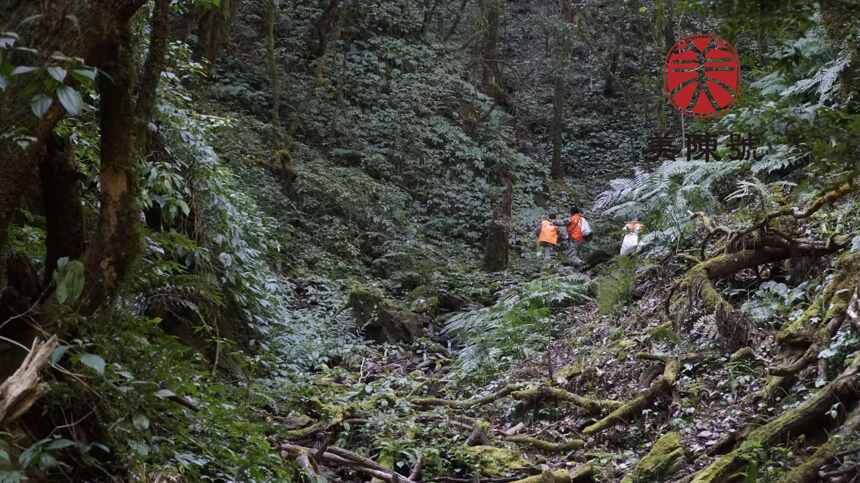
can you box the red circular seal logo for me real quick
[664,34,740,118]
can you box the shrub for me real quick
[595,256,636,315]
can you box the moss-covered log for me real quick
[413,383,620,415]
[583,359,679,435]
[510,464,594,483]
[779,406,860,483]
[510,385,622,415]
[412,383,528,408]
[670,241,845,349]
[692,351,860,483]
[505,435,585,453]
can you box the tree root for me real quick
[780,405,860,483]
[412,383,528,408]
[504,435,585,453]
[668,231,846,349]
[509,464,594,483]
[691,351,860,483]
[583,358,679,435]
[413,383,620,416]
[0,336,58,426]
[510,385,621,415]
[283,414,344,440]
[282,442,417,483]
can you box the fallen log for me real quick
[509,464,593,483]
[504,435,585,453]
[412,383,528,408]
[281,443,416,483]
[583,358,679,435]
[0,336,58,426]
[691,351,860,483]
[413,383,620,416]
[778,405,860,483]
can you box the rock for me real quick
[461,445,527,477]
[357,232,386,259]
[390,270,424,292]
[729,347,756,363]
[621,432,685,483]
[438,290,469,312]
[348,284,427,343]
[408,286,441,315]
[370,252,418,278]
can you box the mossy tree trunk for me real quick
[478,0,505,103]
[484,168,513,272]
[83,0,170,314]
[40,134,84,283]
[550,72,565,179]
[313,0,343,59]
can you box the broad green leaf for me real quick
[45,438,75,451]
[132,414,150,431]
[79,353,105,375]
[50,345,69,365]
[154,389,176,399]
[46,66,66,82]
[0,449,9,463]
[52,258,84,304]
[11,65,37,75]
[0,32,17,49]
[72,68,97,82]
[57,86,82,115]
[30,94,52,118]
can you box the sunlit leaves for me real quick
[47,66,66,82]
[79,353,106,375]
[53,257,85,304]
[30,94,52,118]
[57,85,82,115]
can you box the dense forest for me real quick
[1,0,859,481]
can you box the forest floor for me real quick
[270,251,854,482]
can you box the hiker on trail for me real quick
[535,214,560,261]
[564,207,590,266]
[620,218,645,256]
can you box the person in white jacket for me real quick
[620,218,644,256]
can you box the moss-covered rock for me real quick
[622,432,684,483]
[390,270,425,292]
[408,285,441,314]
[348,284,427,342]
[462,445,528,476]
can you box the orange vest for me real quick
[538,220,558,245]
[568,214,584,242]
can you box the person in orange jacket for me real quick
[564,206,588,266]
[535,214,560,261]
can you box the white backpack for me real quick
[579,218,592,237]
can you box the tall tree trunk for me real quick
[264,0,282,152]
[83,0,170,314]
[484,169,513,272]
[479,0,504,103]
[421,0,443,38]
[443,0,470,42]
[84,24,141,314]
[560,0,575,23]
[550,73,565,179]
[40,134,84,283]
[313,0,342,58]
